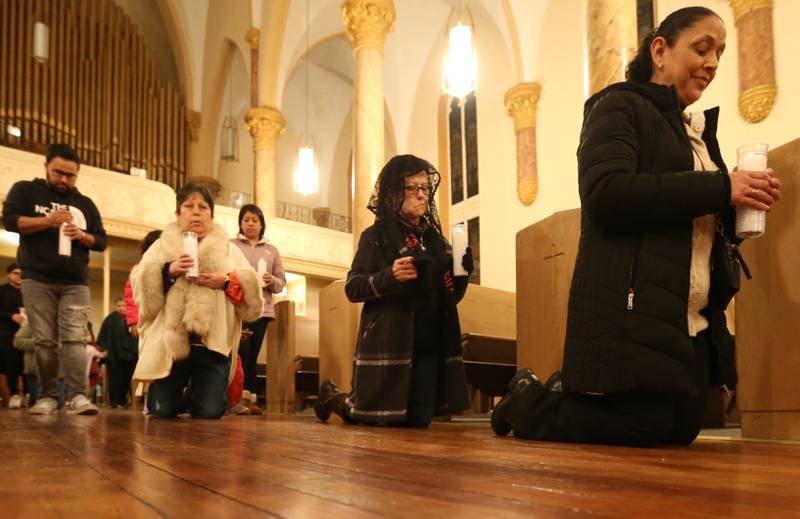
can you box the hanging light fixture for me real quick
[293,0,319,196]
[441,2,478,99]
[221,70,239,161]
[33,21,49,64]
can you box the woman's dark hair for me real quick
[626,7,721,82]
[141,230,162,255]
[176,182,215,216]
[46,143,81,168]
[238,204,265,240]
[6,262,19,273]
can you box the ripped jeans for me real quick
[21,279,91,401]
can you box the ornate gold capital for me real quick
[739,84,777,123]
[504,82,542,132]
[730,0,773,24]
[245,27,260,50]
[185,109,201,142]
[245,106,284,150]
[341,0,395,54]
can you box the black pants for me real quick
[108,358,136,406]
[403,354,439,427]
[240,317,270,393]
[0,339,25,396]
[511,331,712,447]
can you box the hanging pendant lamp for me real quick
[441,3,478,99]
[293,0,319,196]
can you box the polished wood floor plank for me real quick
[2,409,800,518]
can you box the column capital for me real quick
[185,109,201,142]
[341,0,395,54]
[246,27,260,50]
[730,0,773,24]
[504,82,542,132]
[245,106,284,150]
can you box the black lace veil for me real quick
[367,154,442,235]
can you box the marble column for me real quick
[585,0,638,96]
[731,0,777,123]
[245,106,285,221]
[246,28,260,108]
[342,0,395,245]
[185,109,201,177]
[504,82,542,206]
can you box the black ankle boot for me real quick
[491,368,539,437]
[545,371,565,393]
[314,379,346,422]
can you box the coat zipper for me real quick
[627,238,641,311]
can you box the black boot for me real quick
[545,371,565,393]
[491,368,541,437]
[314,379,346,422]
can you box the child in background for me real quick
[84,323,107,400]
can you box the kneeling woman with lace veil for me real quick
[315,155,474,427]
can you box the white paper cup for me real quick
[182,231,199,278]
[735,143,768,239]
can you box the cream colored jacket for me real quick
[131,222,263,382]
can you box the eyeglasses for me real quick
[52,168,77,180]
[403,184,431,196]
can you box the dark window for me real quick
[464,93,479,198]
[449,98,464,204]
[467,216,480,284]
[636,0,655,45]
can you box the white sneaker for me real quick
[8,394,22,409]
[67,394,99,415]
[29,397,58,415]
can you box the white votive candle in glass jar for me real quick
[451,224,468,277]
[182,231,199,278]
[735,142,769,239]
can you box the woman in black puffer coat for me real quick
[493,6,782,446]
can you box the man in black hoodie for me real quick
[2,143,107,415]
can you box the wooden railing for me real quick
[0,0,188,190]
[277,201,351,233]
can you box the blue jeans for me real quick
[147,346,230,419]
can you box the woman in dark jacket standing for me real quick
[492,7,782,446]
[315,154,473,427]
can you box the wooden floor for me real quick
[1,409,799,518]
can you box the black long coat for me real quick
[344,221,471,424]
[563,80,738,397]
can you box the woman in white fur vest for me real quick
[131,183,263,419]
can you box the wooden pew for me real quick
[265,300,296,414]
[318,280,360,395]
[737,138,800,440]
[515,209,581,381]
